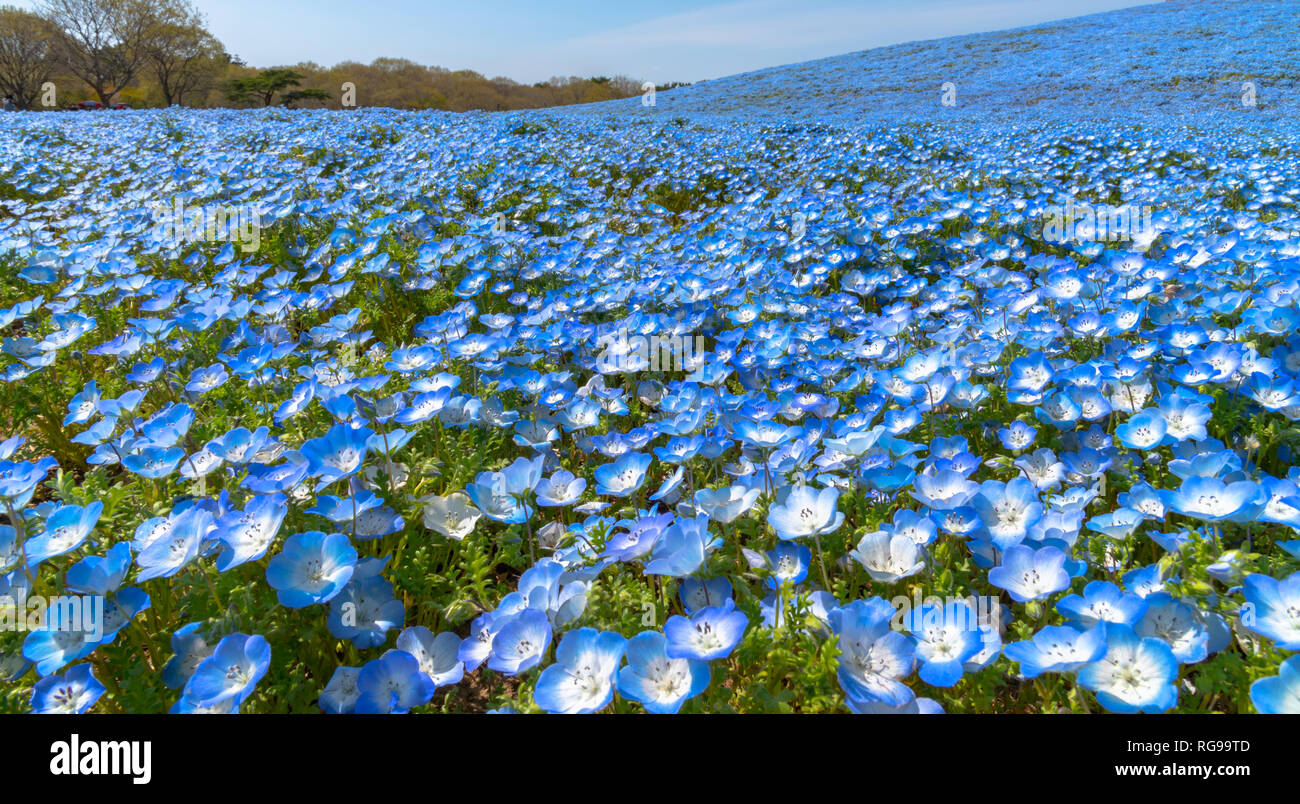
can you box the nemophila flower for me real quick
[458,598,524,672]
[185,363,229,395]
[30,664,105,714]
[420,492,482,540]
[1240,571,1300,650]
[534,628,627,714]
[997,420,1037,452]
[1057,580,1148,627]
[213,493,288,571]
[162,622,213,690]
[734,419,801,450]
[911,469,978,510]
[850,530,925,583]
[743,541,811,588]
[134,505,215,581]
[664,599,748,661]
[182,633,270,709]
[1086,507,1144,541]
[616,630,710,714]
[122,446,186,479]
[830,597,915,706]
[1114,410,1166,451]
[1156,392,1211,443]
[643,514,718,578]
[517,559,588,627]
[1160,476,1264,522]
[62,381,100,426]
[903,601,983,687]
[971,477,1043,550]
[988,544,1071,602]
[1135,592,1209,664]
[328,563,405,649]
[889,509,938,546]
[207,426,277,465]
[319,666,362,714]
[23,501,102,566]
[1250,655,1300,715]
[679,577,733,614]
[1078,623,1179,714]
[465,455,544,523]
[487,607,552,675]
[593,452,652,498]
[266,531,357,608]
[394,387,453,425]
[535,470,586,507]
[767,483,843,541]
[300,423,373,489]
[242,460,309,494]
[396,627,465,689]
[0,456,58,507]
[22,597,101,676]
[1013,448,1066,491]
[355,650,435,714]
[603,510,673,562]
[1003,625,1108,678]
[693,485,761,523]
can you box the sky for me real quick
[17,0,1152,84]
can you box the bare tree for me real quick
[39,0,173,104]
[0,5,59,108]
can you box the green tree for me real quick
[223,67,327,106]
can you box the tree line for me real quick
[0,0,679,110]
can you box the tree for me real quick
[39,0,175,104]
[0,6,59,108]
[146,11,221,105]
[223,67,319,106]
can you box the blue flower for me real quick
[300,423,374,490]
[395,626,465,689]
[766,483,843,541]
[266,531,358,608]
[593,452,652,498]
[534,627,627,713]
[487,607,552,675]
[162,622,212,690]
[30,664,105,713]
[319,666,362,714]
[1003,624,1107,678]
[355,650,434,714]
[213,493,288,571]
[181,633,271,709]
[903,600,984,687]
[23,501,102,566]
[1250,655,1300,715]
[1057,580,1148,627]
[616,630,710,714]
[1241,571,1300,650]
[1078,623,1178,713]
[987,544,1071,602]
[664,599,748,661]
[830,597,915,706]
[327,560,405,649]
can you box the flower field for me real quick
[3,2,1300,716]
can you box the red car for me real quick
[64,101,129,111]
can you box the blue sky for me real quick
[18,0,1151,84]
